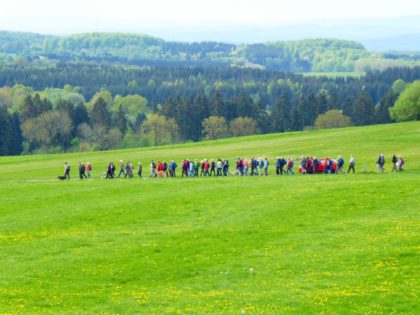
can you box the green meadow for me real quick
[0,122,419,314]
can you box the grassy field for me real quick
[0,122,419,314]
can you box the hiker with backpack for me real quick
[377,154,385,173]
[336,156,345,174]
[169,160,177,177]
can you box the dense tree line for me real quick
[1,64,418,156]
[1,63,419,106]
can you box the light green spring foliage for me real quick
[390,80,420,121]
[0,122,419,313]
[315,109,351,129]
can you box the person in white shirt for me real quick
[348,155,355,173]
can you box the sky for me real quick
[1,0,420,24]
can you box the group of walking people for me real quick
[377,154,405,173]
[61,153,406,180]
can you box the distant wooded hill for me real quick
[1,31,420,72]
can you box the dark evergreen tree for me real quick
[0,106,12,155]
[352,92,375,126]
[72,104,90,128]
[271,92,291,132]
[316,90,329,115]
[289,107,300,131]
[374,90,397,124]
[20,93,52,122]
[9,113,23,155]
[297,95,310,130]
[113,106,128,134]
[342,96,354,118]
[90,97,112,129]
[130,113,147,132]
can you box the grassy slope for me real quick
[0,122,419,314]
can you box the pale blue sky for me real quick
[1,0,420,23]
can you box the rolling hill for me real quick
[2,31,420,72]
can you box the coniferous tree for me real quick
[9,113,23,155]
[113,106,128,135]
[90,97,112,129]
[352,91,375,126]
[0,106,12,155]
[342,96,354,118]
[271,92,291,132]
[375,90,397,124]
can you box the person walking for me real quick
[223,160,229,176]
[216,159,223,176]
[258,158,264,176]
[106,162,114,179]
[118,160,126,178]
[125,161,134,178]
[391,154,398,172]
[137,162,143,178]
[377,154,385,173]
[64,162,71,180]
[169,160,177,177]
[397,155,405,171]
[210,159,216,176]
[348,155,355,173]
[86,162,92,178]
[286,158,294,175]
[189,159,195,176]
[263,157,269,176]
[163,161,169,177]
[336,156,345,174]
[150,160,156,177]
[79,162,87,179]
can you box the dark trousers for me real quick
[348,165,355,173]
[65,170,70,180]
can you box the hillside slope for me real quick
[0,122,419,180]
[0,122,419,313]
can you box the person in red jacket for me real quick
[203,159,210,176]
[157,161,165,177]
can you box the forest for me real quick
[2,31,420,72]
[1,61,418,156]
